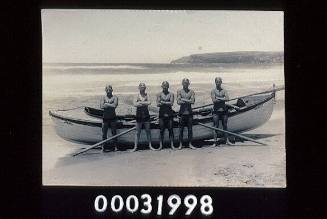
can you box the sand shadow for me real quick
[54,143,166,168]
[54,141,196,168]
[242,133,281,140]
[54,147,131,168]
[54,133,281,168]
[194,133,281,148]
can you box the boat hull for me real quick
[49,94,274,145]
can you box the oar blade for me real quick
[198,122,267,146]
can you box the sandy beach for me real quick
[43,98,285,187]
[42,64,285,187]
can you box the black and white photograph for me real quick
[42,9,285,187]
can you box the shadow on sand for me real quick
[54,133,281,169]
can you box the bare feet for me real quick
[158,142,163,150]
[149,144,161,151]
[211,142,219,147]
[189,143,197,149]
[170,141,176,150]
[128,146,138,152]
[177,143,183,150]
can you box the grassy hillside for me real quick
[171,51,284,64]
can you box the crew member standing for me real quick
[132,83,154,151]
[100,85,118,152]
[177,78,196,149]
[211,77,232,146]
[156,81,175,149]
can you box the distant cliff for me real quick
[170,51,284,64]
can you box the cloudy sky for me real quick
[42,10,283,63]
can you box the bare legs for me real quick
[179,115,196,149]
[222,114,232,145]
[212,113,232,146]
[159,118,176,149]
[159,118,176,150]
[132,121,153,152]
[144,122,156,151]
[102,119,118,152]
[212,114,219,146]
[168,119,175,149]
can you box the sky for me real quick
[42,10,283,63]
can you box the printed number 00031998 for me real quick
[94,194,213,216]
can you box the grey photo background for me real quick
[42,10,285,187]
[42,10,283,63]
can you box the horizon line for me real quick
[43,50,284,64]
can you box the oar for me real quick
[72,127,137,156]
[192,85,285,111]
[197,122,267,146]
[228,85,285,102]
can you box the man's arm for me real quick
[224,90,229,101]
[160,93,174,106]
[156,93,162,107]
[169,93,174,106]
[211,89,218,103]
[133,95,141,107]
[176,90,184,105]
[210,90,217,103]
[135,94,151,106]
[215,90,229,101]
[215,97,226,101]
[190,90,195,104]
[106,96,118,108]
[103,96,118,108]
[139,94,151,106]
[140,94,151,106]
[180,90,195,104]
[100,97,105,109]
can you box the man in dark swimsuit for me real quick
[211,77,232,146]
[100,85,118,152]
[156,81,175,149]
[132,83,154,152]
[177,78,196,149]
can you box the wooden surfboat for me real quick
[49,93,275,145]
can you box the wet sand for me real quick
[42,98,285,187]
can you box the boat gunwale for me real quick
[49,93,274,128]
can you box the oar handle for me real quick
[228,86,284,102]
[192,85,284,111]
[72,127,137,156]
[197,122,267,146]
